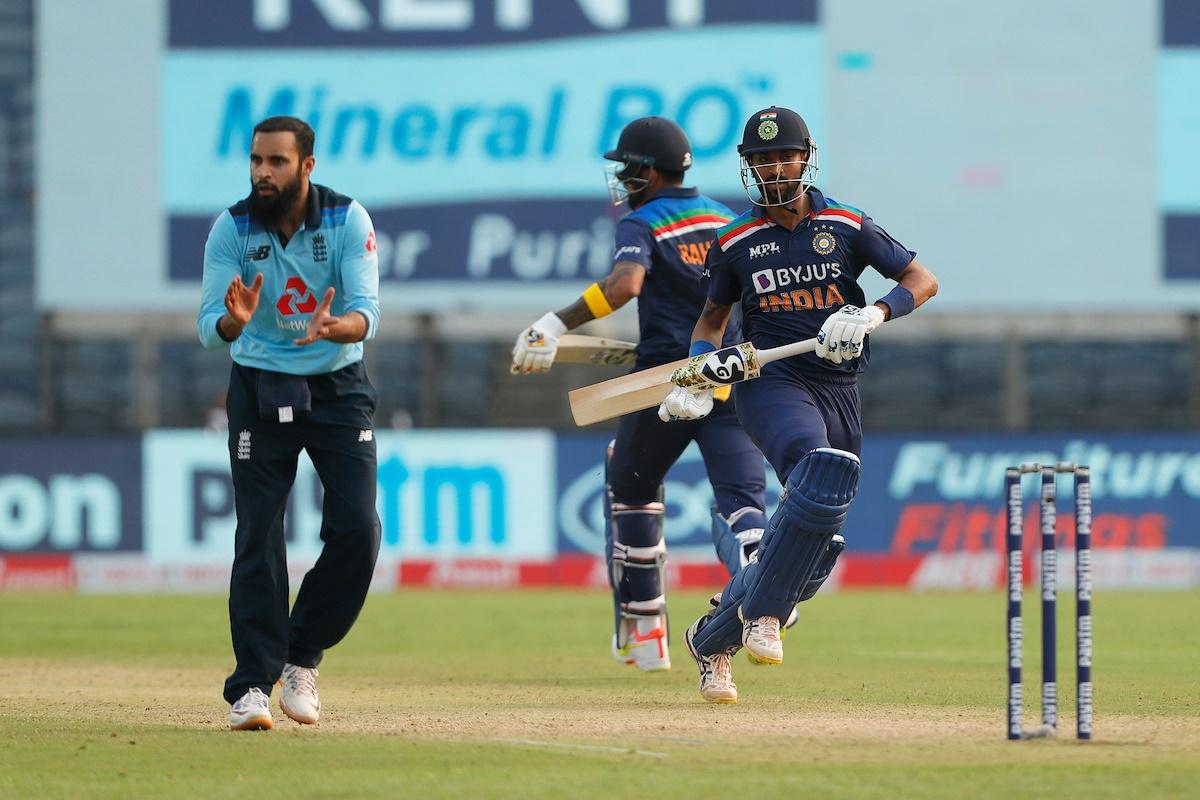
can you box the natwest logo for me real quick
[276,277,318,315]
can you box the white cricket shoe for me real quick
[739,609,783,665]
[612,615,670,672]
[279,663,320,724]
[684,616,737,704]
[229,687,273,731]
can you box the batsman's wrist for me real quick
[535,312,568,337]
[689,340,717,357]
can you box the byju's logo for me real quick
[276,277,318,315]
[751,268,776,294]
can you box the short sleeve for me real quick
[854,214,916,279]
[704,234,740,305]
[612,217,654,270]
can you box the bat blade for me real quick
[568,358,686,426]
[554,334,637,366]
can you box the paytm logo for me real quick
[378,456,505,547]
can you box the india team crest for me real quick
[758,120,779,141]
[813,230,837,255]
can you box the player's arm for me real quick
[688,299,733,351]
[553,261,645,328]
[198,212,260,349]
[512,218,652,374]
[297,201,380,346]
[874,257,938,321]
[816,216,940,363]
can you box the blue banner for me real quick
[163,6,823,290]
[555,433,1200,558]
[0,440,143,553]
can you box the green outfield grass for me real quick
[1,589,1197,799]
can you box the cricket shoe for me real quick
[279,663,320,724]
[612,615,670,672]
[739,609,783,665]
[683,615,737,704]
[229,687,273,731]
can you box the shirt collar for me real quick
[303,182,324,231]
[750,187,826,220]
[648,186,699,200]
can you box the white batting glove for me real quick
[658,386,714,422]
[815,304,885,365]
[512,312,568,374]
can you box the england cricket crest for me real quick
[671,343,761,389]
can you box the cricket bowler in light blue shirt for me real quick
[198,115,382,733]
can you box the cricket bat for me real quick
[568,336,818,426]
[552,334,637,366]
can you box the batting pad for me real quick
[742,448,859,618]
[690,449,859,656]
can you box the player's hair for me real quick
[656,168,685,185]
[253,116,315,160]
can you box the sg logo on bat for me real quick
[672,343,761,389]
[700,349,747,384]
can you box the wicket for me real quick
[1005,462,1093,741]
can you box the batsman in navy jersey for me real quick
[512,117,769,673]
[661,106,939,703]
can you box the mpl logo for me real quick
[748,242,780,260]
[751,268,777,294]
[276,277,318,315]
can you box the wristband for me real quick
[875,285,915,320]
[689,340,717,357]
[582,283,615,319]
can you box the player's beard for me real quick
[761,176,803,207]
[247,169,303,229]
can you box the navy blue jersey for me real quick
[613,188,742,367]
[705,188,914,379]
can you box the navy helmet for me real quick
[604,116,692,205]
[737,106,819,207]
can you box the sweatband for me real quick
[689,340,717,357]
[582,283,615,319]
[876,285,915,320]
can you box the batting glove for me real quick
[658,385,714,422]
[512,312,568,374]
[815,304,885,365]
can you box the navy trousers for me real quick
[607,396,766,517]
[222,363,381,704]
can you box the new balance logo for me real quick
[245,245,271,261]
[358,429,374,442]
[237,430,251,460]
[749,242,781,259]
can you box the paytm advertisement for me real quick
[163,1,822,310]
[2,431,1198,591]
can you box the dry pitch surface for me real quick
[1,590,1197,799]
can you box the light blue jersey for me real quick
[198,183,380,376]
